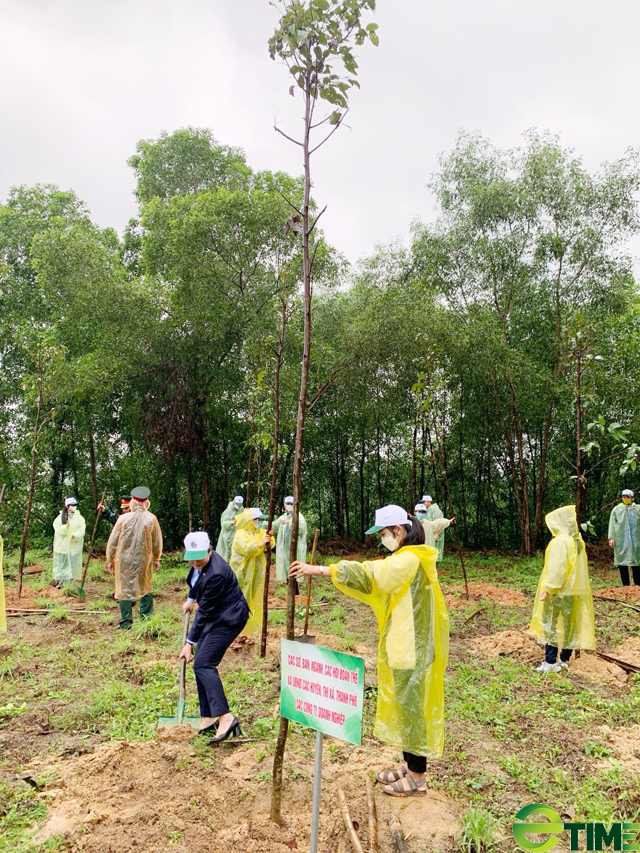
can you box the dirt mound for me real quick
[600,725,640,772]
[443,594,468,610]
[28,738,458,852]
[5,585,77,608]
[469,630,540,662]
[570,652,627,685]
[593,586,640,602]
[612,637,640,667]
[443,583,527,607]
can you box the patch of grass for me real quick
[0,780,52,853]
[132,607,180,640]
[459,805,498,853]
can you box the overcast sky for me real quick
[2,0,639,264]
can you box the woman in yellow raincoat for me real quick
[52,497,86,588]
[291,504,449,798]
[228,508,274,644]
[528,505,595,673]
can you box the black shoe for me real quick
[210,718,242,743]
[197,721,219,737]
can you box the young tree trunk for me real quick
[186,459,194,532]
[88,428,98,510]
[272,77,313,826]
[17,364,45,600]
[261,297,287,659]
[359,433,366,541]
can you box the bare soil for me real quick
[443,583,527,607]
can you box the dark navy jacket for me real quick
[186,551,249,644]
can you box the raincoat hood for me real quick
[235,508,257,531]
[546,505,580,539]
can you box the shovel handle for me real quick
[179,610,191,706]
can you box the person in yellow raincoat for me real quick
[228,508,273,645]
[52,497,86,588]
[528,505,595,673]
[415,503,454,551]
[106,486,163,629]
[0,534,6,634]
[291,504,449,798]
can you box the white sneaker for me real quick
[535,661,561,673]
[559,662,569,670]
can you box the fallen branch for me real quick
[464,607,488,624]
[338,788,365,853]
[593,594,640,614]
[596,651,640,675]
[366,776,378,853]
[386,811,406,852]
[7,609,107,617]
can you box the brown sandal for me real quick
[376,765,407,784]
[382,773,427,797]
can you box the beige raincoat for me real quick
[106,501,163,601]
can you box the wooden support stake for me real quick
[464,607,488,624]
[386,811,406,853]
[366,776,378,853]
[338,788,365,853]
[593,594,640,614]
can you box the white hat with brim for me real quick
[284,496,294,505]
[64,497,78,507]
[234,495,244,505]
[622,489,635,497]
[365,504,410,535]
[415,503,427,513]
[422,495,433,503]
[252,508,267,520]
[183,531,211,561]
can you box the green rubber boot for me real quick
[117,600,134,630]
[139,593,154,621]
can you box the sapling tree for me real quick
[268,0,378,823]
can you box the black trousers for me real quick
[619,565,640,586]
[403,751,427,774]
[193,622,245,718]
[545,645,572,665]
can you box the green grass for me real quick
[460,805,499,853]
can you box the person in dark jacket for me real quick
[97,495,131,526]
[179,531,249,741]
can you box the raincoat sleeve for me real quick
[608,508,617,541]
[330,551,419,607]
[220,506,237,531]
[73,513,86,540]
[431,518,450,536]
[541,538,571,594]
[298,514,308,552]
[272,517,282,534]
[106,516,123,562]
[53,514,71,540]
[233,531,265,559]
[151,517,163,560]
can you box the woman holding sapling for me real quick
[290,504,449,797]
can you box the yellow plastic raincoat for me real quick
[0,536,6,634]
[273,511,307,583]
[528,505,595,651]
[426,503,445,561]
[421,517,450,551]
[52,509,86,582]
[229,509,274,638]
[106,502,163,601]
[216,501,243,562]
[330,544,449,758]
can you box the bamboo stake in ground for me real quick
[365,776,378,853]
[338,788,365,853]
[386,811,407,853]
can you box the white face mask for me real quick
[67,506,76,514]
[381,533,400,552]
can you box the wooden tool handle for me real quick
[179,610,191,702]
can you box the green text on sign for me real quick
[280,640,365,745]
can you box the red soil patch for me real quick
[593,586,640,602]
[5,585,77,608]
[443,583,527,607]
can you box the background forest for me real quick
[2,126,640,554]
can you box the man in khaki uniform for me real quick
[106,486,163,629]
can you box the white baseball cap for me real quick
[422,495,433,503]
[183,531,211,561]
[415,503,427,513]
[365,505,410,535]
[233,495,244,505]
[252,508,267,520]
[622,489,634,497]
[64,496,78,507]
[284,496,294,505]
